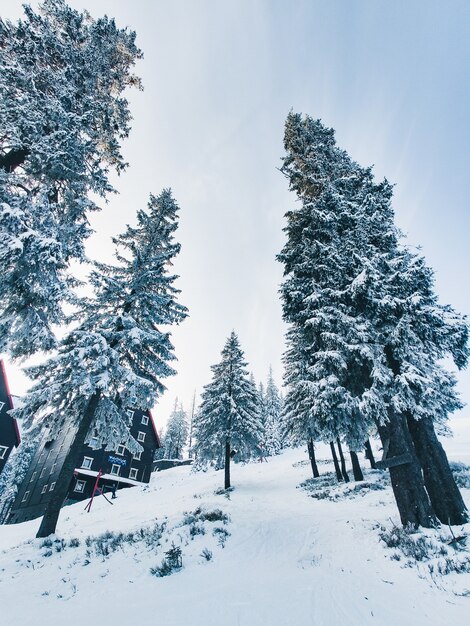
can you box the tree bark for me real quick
[336,438,350,482]
[349,450,364,481]
[224,439,231,490]
[36,392,101,538]
[364,439,377,469]
[0,148,29,173]
[377,412,436,528]
[330,441,342,481]
[407,415,468,525]
[307,438,320,478]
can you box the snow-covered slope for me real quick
[1,446,469,626]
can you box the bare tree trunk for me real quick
[36,392,101,538]
[364,439,377,469]
[336,438,350,482]
[0,148,28,172]
[349,450,364,481]
[330,441,342,481]
[407,415,468,525]
[307,438,320,478]
[224,439,231,490]
[376,412,436,528]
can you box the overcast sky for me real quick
[2,0,470,434]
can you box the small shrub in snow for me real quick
[183,507,229,526]
[189,523,206,538]
[150,543,183,577]
[379,525,442,562]
[212,527,230,547]
[200,548,213,561]
[68,538,80,548]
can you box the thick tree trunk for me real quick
[0,148,29,172]
[224,439,231,490]
[407,416,468,525]
[307,438,320,478]
[377,412,436,528]
[336,438,350,482]
[349,450,364,481]
[364,439,377,469]
[36,392,101,538]
[330,441,343,481]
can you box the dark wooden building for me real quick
[0,360,21,475]
[8,407,160,524]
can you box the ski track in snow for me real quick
[0,445,469,626]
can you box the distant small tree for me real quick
[261,367,283,457]
[193,332,264,488]
[0,425,42,523]
[164,400,189,459]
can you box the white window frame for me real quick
[129,468,138,480]
[88,437,99,448]
[137,431,145,443]
[0,401,5,412]
[22,491,30,503]
[74,480,86,493]
[40,467,46,478]
[49,462,57,475]
[133,450,142,461]
[130,395,137,405]
[110,464,121,476]
[141,415,149,425]
[116,444,126,456]
[81,456,93,469]
[41,485,48,494]
[0,445,8,459]
[49,482,56,491]
[30,471,37,483]
[126,409,134,419]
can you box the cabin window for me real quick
[40,468,46,478]
[116,444,126,456]
[129,468,138,480]
[41,485,48,494]
[74,480,86,493]
[137,432,145,442]
[49,462,57,475]
[110,464,120,476]
[22,491,30,502]
[0,445,8,459]
[88,437,99,448]
[133,450,142,461]
[81,456,93,470]
[30,471,37,483]
[0,401,5,412]
[126,410,134,419]
[49,482,56,491]
[141,415,149,425]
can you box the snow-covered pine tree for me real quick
[262,367,283,456]
[0,424,42,524]
[193,332,264,489]
[164,400,189,459]
[0,0,142,358]
[13,190,188,537]
[278,112,450,527]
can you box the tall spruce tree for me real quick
[13,190,187,537]
[278,112,468,527]
[193,332,264,489]
[0,0,142,358]
[164,400,189,459]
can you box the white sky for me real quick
[2,0,470,434]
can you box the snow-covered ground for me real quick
[0,444,469,626]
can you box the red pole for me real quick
[84,469,103,512]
